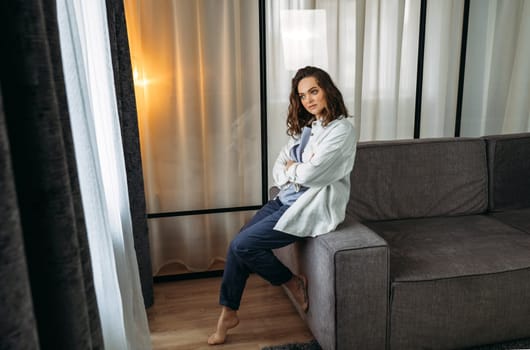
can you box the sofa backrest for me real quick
[484,133,530,212]
[347,137,488,222]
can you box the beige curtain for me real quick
[124,0,261,275]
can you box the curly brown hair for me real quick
[286,66,349,136]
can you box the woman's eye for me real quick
[311,89,318,95]
[299,95,306,100]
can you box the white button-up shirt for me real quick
[272,117,358,237]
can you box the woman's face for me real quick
[297,76,328,119]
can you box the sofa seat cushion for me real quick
[366,215,530,282]
[490,209,530,234]
[366,215,530,349]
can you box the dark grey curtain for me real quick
[105,0,154,308]
[0,1,104,349]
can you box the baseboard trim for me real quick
[154,270,224,283]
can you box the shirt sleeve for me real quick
[272,137,296,187]
[291,122,356,188]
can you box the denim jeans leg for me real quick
[219,244,251,310]
[238,198,283,232]
[219,200,301,310]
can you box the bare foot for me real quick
[207,307,240,345]
[284,274,309,312]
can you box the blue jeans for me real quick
[219,198,303,310]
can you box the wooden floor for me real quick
[148,274,314,350]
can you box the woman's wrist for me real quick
[285,159,296,170]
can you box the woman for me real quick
[208,66,357,345]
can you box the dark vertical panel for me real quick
[414,0,428,138]
[455,0,471,137]
[0,86,40,350]
[0,0,104,347]
[259,0,269,204]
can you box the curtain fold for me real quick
[420,0,464,138]
[0,0,103,348]
[57,0,152,348]
[0,87,40,350]
[461,0,530,136]
[105,0,153,308]
[359,0,420,141]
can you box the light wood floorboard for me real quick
[148,274,314,350]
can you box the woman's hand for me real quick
[285,159,297,170]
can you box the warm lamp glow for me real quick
[133,66,150,87]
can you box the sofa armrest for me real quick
[277,217,389,350]
[316,217,388,252]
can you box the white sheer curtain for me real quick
[420,0,464,137]
[267,0,530,149]
[360,0,420,140]
[266,0,360,183]
[124,0,261,275]
[57,1,151,349]
[266,0,484,147]
[266,0,421,176]
[461,0,530,136]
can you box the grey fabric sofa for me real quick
[273,132,530,350]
